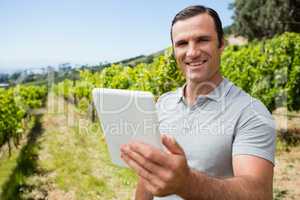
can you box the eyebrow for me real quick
[196,35,212,41]
[174,39,187,46]
[174,35,212,46]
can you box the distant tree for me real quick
[9,72,22,82]
[230,0,299,40]
[0,73,9,82]
[59,63,72,72]
[223,24,234,35]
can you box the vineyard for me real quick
[0,32,300,199]
[0,85,47,155]
[53,32,300,114]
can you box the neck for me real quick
[185,73,223,106]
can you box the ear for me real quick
[219,38,225,52]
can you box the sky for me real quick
[0,0,234,74]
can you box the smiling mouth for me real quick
[186,60,208,68]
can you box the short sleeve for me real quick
[232,100,276,165]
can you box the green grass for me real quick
[0,95,138,199]
[32,97,137,200]
[0,148,19,194]
[0,116,43,200]
[0,117,37,192]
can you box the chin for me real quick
[187,76,208,84]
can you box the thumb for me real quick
[162,134,185,155]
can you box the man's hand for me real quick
[120,134,191,197]
[121,135,274,200]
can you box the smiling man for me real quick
[121,5,276,200]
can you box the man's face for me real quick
[172,13,224,84]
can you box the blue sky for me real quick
[0,0,234,73]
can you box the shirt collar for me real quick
[176,77,233,104]
[176,83,186,104]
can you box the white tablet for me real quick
[92,88,163,167]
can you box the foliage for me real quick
[230,0,297,40]
[53,32,300,113]
[0,89,24,150]
[221,32,300,111]
[14,85,48,110]
[53,79,73,100]
[0,85,47,155]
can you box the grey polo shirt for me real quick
[154,78,276,200]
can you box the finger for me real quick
[121,151,151,181]
[141,177,162,196]
[162,135,185,155]
[121,152,165,188]
[123,145,170,181]
[129,142,172,167]
[160,134,173,154]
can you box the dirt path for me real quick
[274,145,300,200]
[15,94,137,200]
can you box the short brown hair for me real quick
[171,5,224,48]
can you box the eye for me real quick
[196,37,210,43]
[175,40,187,47]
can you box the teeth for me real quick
[188,60,206,66]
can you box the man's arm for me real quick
[179,155,273,200]
[135,177,153,200]
[121,135,274,200]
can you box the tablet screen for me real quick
[92,88,162,167]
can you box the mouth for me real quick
[185,59,208,69]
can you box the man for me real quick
[121,5,276,200]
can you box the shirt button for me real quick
[196,96,206,106]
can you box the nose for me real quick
[186,43,200,59]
